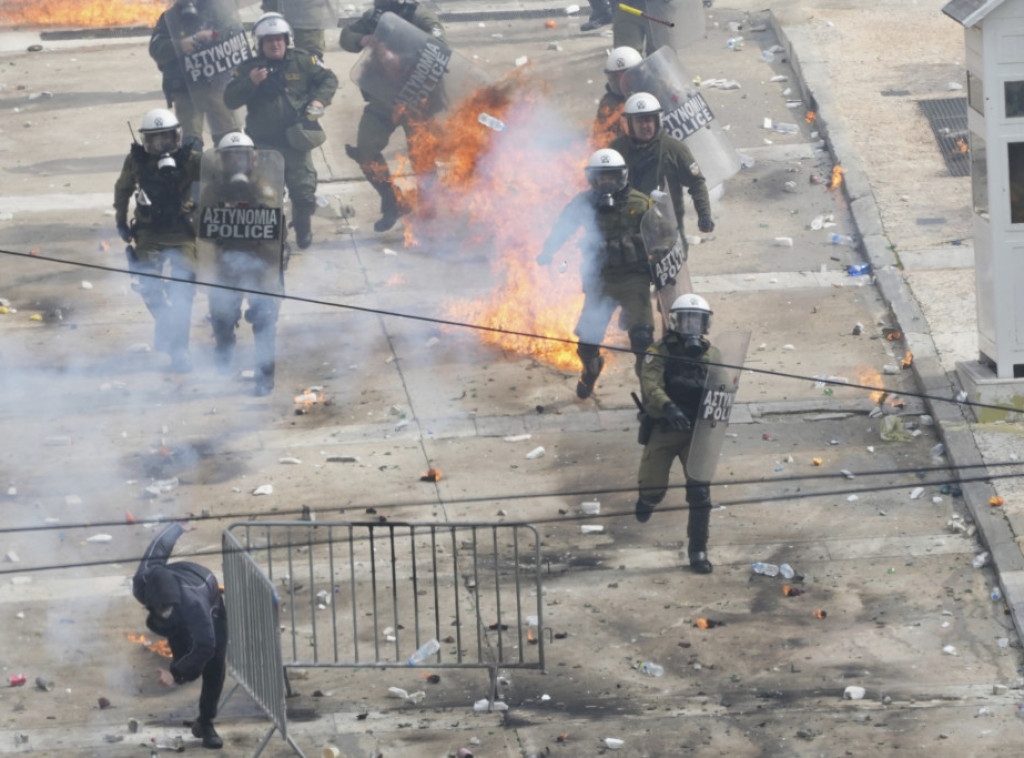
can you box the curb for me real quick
[771,11,1024,643]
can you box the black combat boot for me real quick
[575,351,604,399]
[635,496,658,523]
[191,720,222,749]
[581,0,612,30]
[686,481,713,574]
[374,183,409,233]
[291,200,315,249]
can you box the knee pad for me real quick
[686,482,712,508]
[628,324,655,354]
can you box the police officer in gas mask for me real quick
[635,293,724,574]
[133,523,227,749]
[114,108,202,373]
[536,148,655,399]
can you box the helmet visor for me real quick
[670,309,709,337]
[144,128,180,156]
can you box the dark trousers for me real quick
[198,609,228,724]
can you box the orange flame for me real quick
[0,0,164,28]
[127,633,173,658]
[420,468,442,482]
[828,165,844,190]
[695,618,723,629]
[954,138,968,154]
[857,367,886,404]
[900,350,913,369]
[293,388,325,414]
[805,111,817,123]
[396,71,601,371]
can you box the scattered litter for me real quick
[325,455,359,463]
[279,457,301,465]
[813,609,827,619]
[989,496,1004,507]
[603,738,625,749]
[581,500,601,515]
[85,534,113,544]
[387,686,425,703]
[503,433,532,442]
[478,112,506,131]
[252,484,274,496]
[942,644,958,656]
[383,247,398,256]
[473,698,509,712]
[420,468,442,482]
[695,618,724,629]
[81,281,93,290]
[525,446,546,459]
[9,674,27,687]
[773,237,793,247]
[783,585,805,597]
[700,78,741,90]
[5,550,19,562]
[880,416,912,442]
[580,524,604,534]
[143,477,179,497]
[840,469,855,479]
[910,487,924,500]
[394,419,410,431]
[514,55,529,67]
[843,686,866,700]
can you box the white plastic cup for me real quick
[581,501,601,515]
[322,747,341,758]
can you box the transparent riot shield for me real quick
[622,46,741,190]
[198,148,287,282]
[644,0,706,52]
[166,0,253,98]
[685,331,751,482]
[642,187,693,331]
[350,11,489,118]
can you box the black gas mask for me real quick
[179,0,199,25]
[157,153,178,174]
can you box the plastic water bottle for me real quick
[751,562,780,577]
[830,233,856,246]
[407,638,440,665]
[992,587,1002,601]
[779,563,795,579]
[726,36,744,50]
[640,661,664,677]
[478,112,506,132]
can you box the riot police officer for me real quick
[594,46,643,143]
[224,12,338,250]
[536,149,654,399]
[635,293,722,574]
[339,0,446,232]
[200,132,286,397]
[610,92,714,244]
[149,0,244,150]
[114,109,201,373]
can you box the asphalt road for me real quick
[1,2,1022,757]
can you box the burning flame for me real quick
[805,111,817,123]
[0,0,164,28]
[420,468,442,482]
[394,71,599,371]
[954,138,968,154]
[127,633,172,658]
[294,387,325,414]
[857,367,886,404]
[828,164,844,190]
[900,350,913,369]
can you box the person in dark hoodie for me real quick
[133,523,227,750]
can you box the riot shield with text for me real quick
[166,0,252,97]
[642,188,693,331]
[350,11,489,118]
[685,331,751,483]
[198,148,287,283]
[622,46,741,190]
[644,0,706,53]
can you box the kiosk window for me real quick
[972,132,988,218]
[1010,142,1024,224]
[968,71,984,115]
[1006,81,1024,118]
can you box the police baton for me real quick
[618,3,675,27]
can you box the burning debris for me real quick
[828,164,844,190]
[127,633,172,658]
[0,0,164,28]
[293,387,328,415]
[420,468,442,482]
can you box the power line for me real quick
[2,246,1020,415]
[1,458,1018,537]
[0,466,1012,577]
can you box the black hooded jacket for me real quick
[132,523,224,683]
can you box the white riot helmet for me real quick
[139,108,182,156]
[217,131,256,183]
[623,92,663,140]
[585,148,629,210]
[253,11,292,46]
[669,293,712,338]
[604,46,642,96]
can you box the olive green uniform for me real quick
[637,333,726,567]
[149,1,242,149]
[610,130,711,243]
[339,2,445,227]
[538,187,655,394]
[261,0,332,59]
[223,46,337,244]
[113,144,202,363]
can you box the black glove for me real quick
[697,215,715,234]
[663,402,690,431]
[117,222,132,243]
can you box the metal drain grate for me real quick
[918,97,970,177]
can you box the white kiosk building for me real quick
[944,0,1024,418]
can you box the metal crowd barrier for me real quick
[221,520,545,757]
[221,527,304,758]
